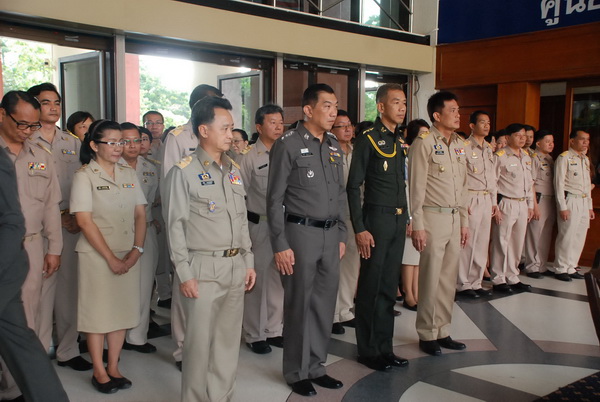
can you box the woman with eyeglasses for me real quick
[70,120,147,394]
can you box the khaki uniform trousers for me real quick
[181,253,246,402]
[171,273,186,363]
[554,197,590,274]
[490,199,528,285]
[416,209,461,341]
[243,219,284,343]
[54,229,80,361]
[127,224,159,345]
[153,206,172,301]
[524,196,556,273]
[457,193,492,291]
[334,216,359,323]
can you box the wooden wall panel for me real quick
[436,22,600,89]
[445,86,497,134]
[496,82,540,130]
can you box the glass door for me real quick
[59,51,105,121]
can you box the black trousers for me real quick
[355,210,407,357]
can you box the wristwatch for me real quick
[132,245,144,254]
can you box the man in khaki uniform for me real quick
[164,96,255,402]
[409,91,469,356]
[120,123,160,353]
[524,130,556,278]
[490,124,534,293]
[0,91,62,399]
[27,83,91,371]
[457,110,497,298]
[553,130,594,281]
[161,84,222,369]
[239,104,285,354]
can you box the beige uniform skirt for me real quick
[77,250,140,333]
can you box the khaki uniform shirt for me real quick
[161,121,197,179]
[465,136,497,206]
[408,126,469,231]
[70,159,146,253]
[31,127,81,210]
[0,137,62,255]
[239,138,270,216]
[266,122,347,252]
[555,148,593,211]
[531,152,554,196]
[163,147,253,284]
[494,147,534,208]
[121,156,159,223]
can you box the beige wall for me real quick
[0,0,434,73]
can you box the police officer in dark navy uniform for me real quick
[267,84,347,397]
[347,83,410,371]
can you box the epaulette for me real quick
[65,130,80,141]
[418,130,430,139]
[170,125,184,137]
[362,126,375,135]
[35,141,52,155]
[282,131,294,140]
[464,140,471,146]
[529,151,537,158]
[76,164,88,172]
[117,162,133,169]
[523,149,531,156]
[495,149,506,157]
[327,132,337,139]
[559,151,569,157]
[175,155,193,169]
[146,157,161,166]
[229,157,241,170]
[240,144,253,155]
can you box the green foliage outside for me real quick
[139,63,188,128]
[364,90,378,123]
[1,38,52,92]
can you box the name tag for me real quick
[201,181,215,186]
[258,163,268,170]
[300,148,312,157]
[96,186,110,190]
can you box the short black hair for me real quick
[534,129,553,145]
[142,110,164,123]
[139,126,153,142]
[27,82,62,102]
[427,91,458,122]
[523,124,536,132]
[355,120,374,137]
[120,122,140,135]
[66,111,94,134]
[469,110,490,125]
[233,128,248,141]
[302,83,334,108]
[1,91,41,114]
[493,129,507,140]
[80,120,121,164]
[569,129,589,139]
[255,104,284,125]
[336,109,349,118]
[190,96,233,136]
[505,123,525,136]
[375,83,405,103]
[406,119,430,145]
[189,84,223,109]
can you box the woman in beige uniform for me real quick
[70,120,147,394]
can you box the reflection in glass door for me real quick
[219,71,263,135]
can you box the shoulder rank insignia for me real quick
[170,126,184,137]
[495,149,506,157]
[117,162,132,169]
[418,131,430,139]
[559,151,569,157]
[146,157,161,166]
[175,155,193,169]
[464,140,471,146]
[35,142,52,155]
[66,130,80,140]
[240,145,253,155]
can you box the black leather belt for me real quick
[366,205,405,215]
[247,211,260,224]
[286,214,338,230]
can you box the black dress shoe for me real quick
[157,298,172,308]
[108,375,132,389]
[393,309,402,317]
[340,319,355,327]
[456,289,480,299]
[311,374,343,389]
[570,272,585,279]
[492,283,513,293]
[266,336,284,348]
[57,356,93,371]
[381,353,409,367]
[403,301,418,311]
[474,288,491,297]
[555,273,572,282]
[357,355,391,371]
[91,376,118,394]
[332,323,345,334]
[176,361,182,371]
[289,379,316,397]
[148,320,160,330]
[510,282,532,292]
[246,340,272,354]
[541,270,555,276]
[526,272,543,279]
[419,340,442,356]
[123,342,157,353]
[437,336,466,350]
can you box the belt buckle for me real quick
[582,194,587,198]
[451,208,458,214]
[224,248,239,257]
[323,219,334,230]
[395,208,403,215]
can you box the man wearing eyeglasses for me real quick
[142,111,165,159]
[456,111,497,299]
[347,84,410,371]
[0,90,63,400]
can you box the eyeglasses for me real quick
[144,121,164,126]
[332,124,352,129]
[95,140,125,147]
[7,113,42,131]
[232,139,245,144]
[123,139,142,145]
[140,138,150,142]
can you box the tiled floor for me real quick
[55,270,600,401]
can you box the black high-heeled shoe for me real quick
[403,301,417,311]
